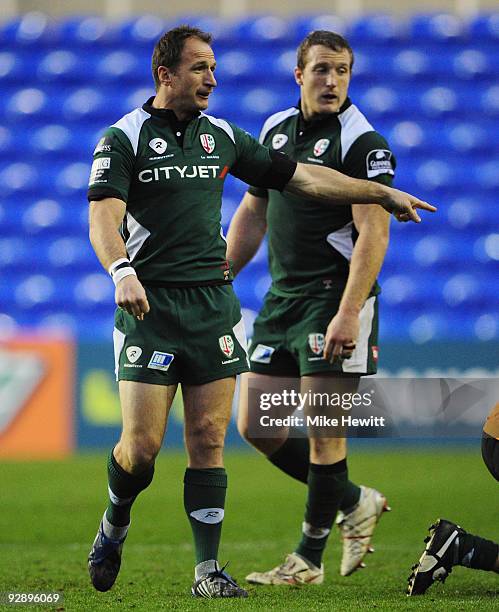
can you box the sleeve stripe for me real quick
[111,107,151,155]
[338,104,375,163]
[200,113,235,144]
[259,107,299,144]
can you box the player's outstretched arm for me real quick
[89,197,150,320]
[285,163,436,223]
[226,192,268,276]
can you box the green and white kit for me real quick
[248,99,396,376]
[88,98,294,385]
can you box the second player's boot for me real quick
[246,552,324,586]
[336,485,390,576]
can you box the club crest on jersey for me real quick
[272,134,288,149]
[200,133,216,154]
[126,346,142,363]
[314,139,330,157]
[308,333,325,355]
[219,335,234,358]
[149,138,168,154]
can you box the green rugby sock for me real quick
[295,460,348,567]
[184,468,227,564]
[105,449,154,527]
[268,430,360,510]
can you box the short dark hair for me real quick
[297,30,354,71]
[151,25,213,90]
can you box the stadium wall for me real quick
[8,0,499,18]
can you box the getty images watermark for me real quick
[244,376,499,438]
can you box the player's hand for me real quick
[381,187,437,223]
[324,310,359,364]
[115,275,150,320]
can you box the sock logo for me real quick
[190,508,225,524]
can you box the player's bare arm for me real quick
[324,205,390,362]
[285,163,436,223]
[226,192,268,276]
[89,197,150,320]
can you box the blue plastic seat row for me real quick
[1,45,497,86]
[1,13,498,47]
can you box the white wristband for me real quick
[108,257,131,276]
[112,266,137,286]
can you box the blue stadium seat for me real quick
[473,232,499,265]
[62,87,113,122]
[349,13,408,44]
[447,196,492,231]
[116,15,166,47]
[409,13,468,43]
[453,48,493,82]
[73,273,115,311]
[0,51,29,84]
[37,49,79,83]
[470,13,499,43]
[95,50,150,84]
[293,14,348,41]
[5,87,50,122]
[234,15,297,46]
[473,312,499,341]
[22,198,84,236]
[55,16,118,47]
[480,85,499,116]
[0,12,56,48]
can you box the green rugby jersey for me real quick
[250,98,396,299]
[87,98,277,285]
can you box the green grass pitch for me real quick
[0,447,497,611]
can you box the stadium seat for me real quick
[409,13,468,43]
[480,85,499,116]
[0,12,55,47]
[37,49,79,83]
[349,13,408,44]
[116,15,166,47]
[470,13,499,43]
[293,14,348,42]
[234,15,297,46]
[55,15,118,47]
[0,51,28,84]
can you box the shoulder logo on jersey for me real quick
[366,149,394,178]
[250,344,275,364]
[272,134,288,149]
[314,138,330,157]
[308,333,325,355]
[89,157,111,185]
[126,346,142,363]
[149,138,168,154]
[200,133,216,154]
[219,335,234,358]
[93,136,113,155]
[147,351,175,371]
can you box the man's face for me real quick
[295,45,352,118]
[163,37,217,114]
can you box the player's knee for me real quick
[187,423,224,457]
[119,435,161,472]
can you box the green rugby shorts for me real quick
[114,284,249,385]
[248,291,379,377]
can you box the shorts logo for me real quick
[149,138,168,154]
[272,134,288,149]
[366,149,394,178]
[250,344,275,364]
[126,346,142,363]
[200,134,216,154]
[372,346,379,361]
[219,335,234,358]
[314,138,330,157]
[308,333,325,355]
[148,351,175,371]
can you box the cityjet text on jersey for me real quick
[138,165,221,182]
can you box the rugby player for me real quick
[86,26,435,598]
[407,403,499,595]
[227,30,400,584]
